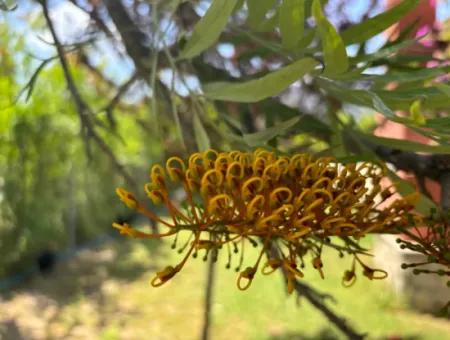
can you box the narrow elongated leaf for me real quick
[179,0,238,59]
[367,66,450,85]
[357,132,450,154]
[317,77,449,121]
[243,116,300,146]
[255,11,280,33]
[426,117,450,129]
[436,83,450,97]
[316,78,402,122]
[297,28,316,50]
[193,113,211,151]
[341,0,420,45]
[312,0,348,75]
[370,91,397,120]
[17,58,53,102]
[353,37,418,64]
[377,87,450,110]
[260,100,332,136]
[203,57,319,102]
[279,0,304,50]
[247,0,278,31]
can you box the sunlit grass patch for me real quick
[1,235,450,339]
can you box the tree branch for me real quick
[440,172,450,211]
[100,72,139,129]
[103,0,151,78]
[40,0,137,190]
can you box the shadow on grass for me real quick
[268,329,421,340]
[2,237,164,305]
[268,328,340,340]
[0,235,170,338]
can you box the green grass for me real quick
[2,235,450,340]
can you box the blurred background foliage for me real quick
[0,21,167,276]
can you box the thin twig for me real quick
[78,51,117,88]
[100,72,139,129]
[40,0,137,190]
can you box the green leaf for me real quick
[203,57,319,102]
[17,58,54,102]
[279,0,304,50]
[316,77,448,123]
[193,113,211,151]
[256,11,280,32]
[247,0,278,31]
[367,66,450,85]
[312,0,348,75]
[435,83,450,98]
[357,132,450,154]
[341,0,420,45]
[297,28,316,50]
[377,86,450,110]
[220,112,243,134]
[259,100,332,137]
[352,37,418,64]
[426,117,450,129]
[316,78,403,123]
[243,116,300,146]
[179,0,239,59]
[370,91,397,120]
[410,100,426,126]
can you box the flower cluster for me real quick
[114,149,421,292]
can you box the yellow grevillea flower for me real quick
[113,149,421,291]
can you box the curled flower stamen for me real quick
[246,195,265,220]
[262,259,282,275]
[241,177,263,200]
[202,169,224,187]
[342,270,357,287]
[151,265,179,287]
[362,266,388,280]
[312,256,325,279]
[112,222,137,237]
[116,188,139,210]
[269,187,293,208]
[237,267,257,290]
[150,164,166,188]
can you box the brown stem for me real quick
[440,172,450,212]
[201,249,217,340]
